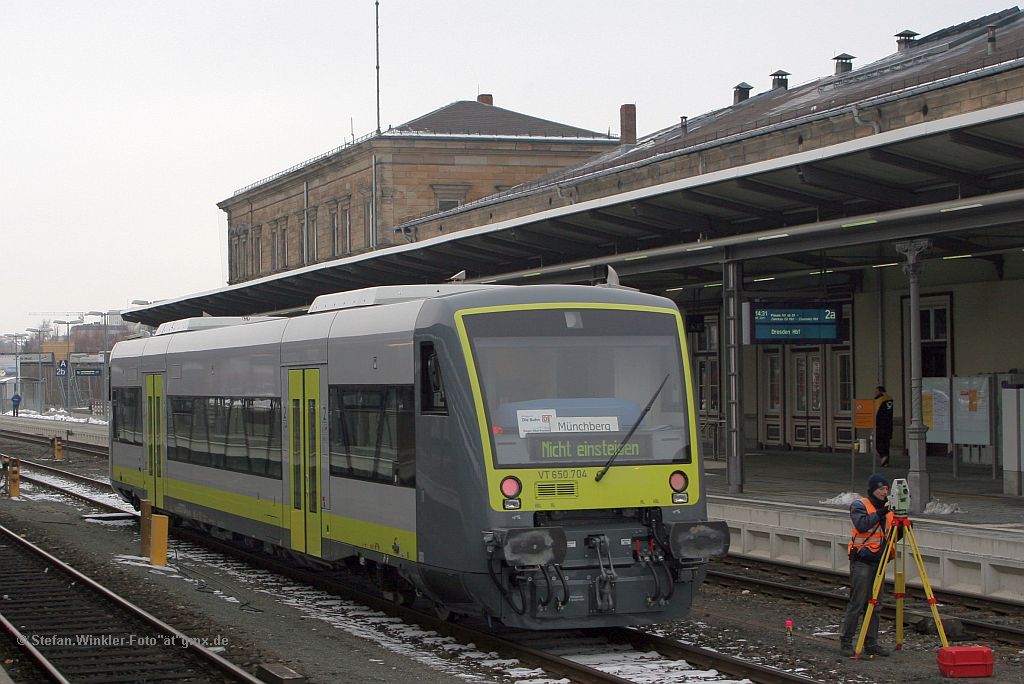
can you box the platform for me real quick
[705,450,1024,602]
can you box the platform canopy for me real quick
[123,95,1024,329]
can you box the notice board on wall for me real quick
[953,375,992,446]
[923,377,951,444]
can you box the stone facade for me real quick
[398,67,1024,242]
[220,100,617,285]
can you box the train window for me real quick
[112,387,143,446]
[166,395,282,479]
[420,343,447,415]
[461,307,691,468]
[328,384,415,487]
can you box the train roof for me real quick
[308,284,504,314]
[154,316,282,336]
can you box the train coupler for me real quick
[586,534,617,612]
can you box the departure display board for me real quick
[751,306,839,343]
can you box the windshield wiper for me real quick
[595,374,670,483]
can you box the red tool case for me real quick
[936,646,994,678]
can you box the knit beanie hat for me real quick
[867,473,890,494]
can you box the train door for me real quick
[144,374,165,507]
[788,347,825,447]
[287,368,322,557]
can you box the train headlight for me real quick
[670,471,689,503]
[500,476,522,499]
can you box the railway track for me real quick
[0,427,108,458]
[708,557,1024,646]
[0,521,264,684]
[11,460,820,683]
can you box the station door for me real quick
[758,343,854,451]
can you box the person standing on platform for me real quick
[874,386,894,467]
[11,392,21,417]
[839,473,893,658]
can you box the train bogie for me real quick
[109,284,728,630]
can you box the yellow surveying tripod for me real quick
[854,479,948,658]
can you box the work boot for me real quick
[840,642,854,657]
[864,644,890,657]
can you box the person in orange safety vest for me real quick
[839,473,894,658]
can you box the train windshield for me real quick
[462,307,691,468]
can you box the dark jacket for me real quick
[875,392,894,440]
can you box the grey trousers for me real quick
[840,558,882,645]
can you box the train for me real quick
[109,283,729,629]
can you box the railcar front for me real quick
[411,286,729,630]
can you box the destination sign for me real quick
[529,434,652,463]
[751,306,839,343]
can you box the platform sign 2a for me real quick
[750,305,840,343]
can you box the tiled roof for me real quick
[392,99,613,139]
[470,7,1024,200]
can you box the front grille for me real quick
[535,481,578,498]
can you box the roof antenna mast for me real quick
[375,0,381,135]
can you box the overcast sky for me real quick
[0,0,997,337]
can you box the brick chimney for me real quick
[896,30,919,52]
[832,53,855,75]
[733,82,753,104]
[477,93,493,105]
[987,24,997,55]
[620,104,636,145]
[771,70,790,90]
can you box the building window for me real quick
[309,212,318,263]
[363,200,373,249]
[271,231,278,271]
[342,206,351,254]
[281,223,288,267]
[836,351,853,413]
[432,183,470,212]
[330,210,338,257]
[254,235,262,274]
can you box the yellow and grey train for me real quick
[109,283,729,629]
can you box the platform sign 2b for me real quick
[750,306,839,343]
[56,360,68,377]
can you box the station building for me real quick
[219,96,618,284]
[129,8,1024,500]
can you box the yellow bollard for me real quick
[53,438,64,462]
[150,514,169,567]
[140,499,152,557]
[7,457,19,498]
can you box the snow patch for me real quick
[820,492,860,506]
